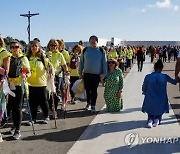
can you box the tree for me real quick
[19,40,27,48]
[4,36,14,45]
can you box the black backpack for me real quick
[83,47,104,54]
[8,56,24,78]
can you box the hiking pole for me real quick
[22,80,35,135]
[21,69,35,135]
[51,92,57,128]
[46,65,57,128]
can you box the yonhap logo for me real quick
[124,132,139,148]
[124,132,179,148]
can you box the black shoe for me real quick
[91,106,96,113]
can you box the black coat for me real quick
[137,50,144,61]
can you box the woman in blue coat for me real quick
[142,59,177,128]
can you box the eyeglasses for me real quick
[11,46,19,49]
[50,44,57,47]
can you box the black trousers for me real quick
[70,76,79,99]
[8,86,23,131]
[137,60,143,71]
[83,73,100,107]
[127,59,131,68]
[29,86,49,120]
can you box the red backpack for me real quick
[69,55,79,69]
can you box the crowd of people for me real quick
[0,33,180,142]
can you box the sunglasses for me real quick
[50,44,57,47]
[11,46,19,49]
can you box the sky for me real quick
[1,0,180,46]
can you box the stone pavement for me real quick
[68,57,180,154]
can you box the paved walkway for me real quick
[68,57,180,154]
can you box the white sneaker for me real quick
[13,131,21,140]
[9,127,15,135]
[85,104,91,111]
[0,134,3,142]
[147,120,153,128]
[153,119,159,127]
[42,117,50,124]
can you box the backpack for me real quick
[8,56,24,78]
[69,55,79,69]
[83,47,104,54]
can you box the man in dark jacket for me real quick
[137,47,145,72]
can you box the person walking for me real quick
[142,59,177,128]
[175,49,180,116]
[0,34,11,142]
[149,46,155,63]
[175,48,180,80]
[69,45,82,104]
[79,35,107,113]
[26,40,53,125]
[136,46,145,72]
[7,40,31,140]
[104,58,123,112]
[46,39,68,117]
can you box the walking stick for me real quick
[46,65,57,128]
[21,68,35,135]
[63,75,71,119]
[51,92,57,128]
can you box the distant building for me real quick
[65,37,180,49]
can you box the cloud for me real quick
[132,0,179,14]
[148,0,179,11]
[173,5,179,11]
[156,0,171,8]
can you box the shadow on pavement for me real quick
[22,120,147,142]
[106,140,180,154]
[22,125,88,142]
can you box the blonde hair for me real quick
[26,40,42,59]
[57,39,65,51]
[0,34,6,48]
[10,40,23,50]
[47,39,59,51]
[72,45,82,55]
